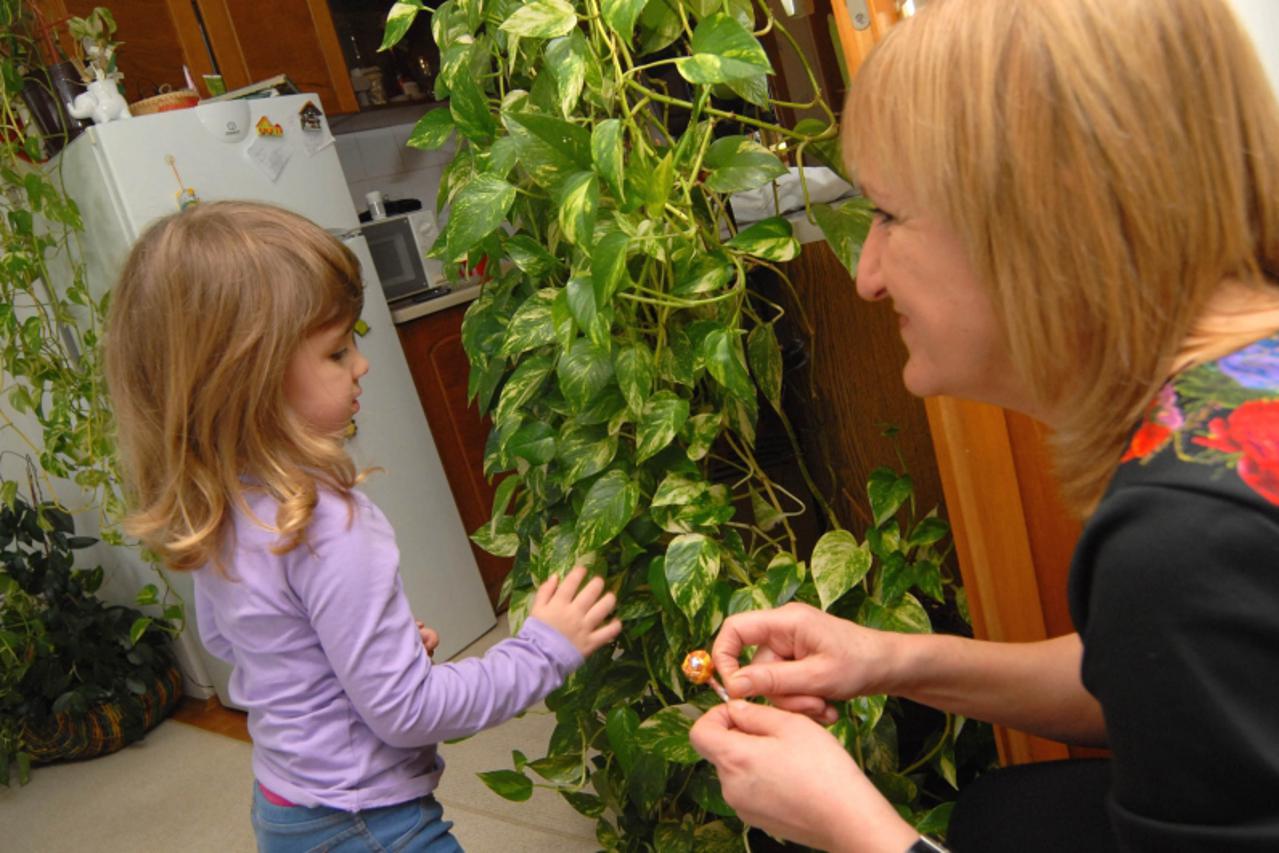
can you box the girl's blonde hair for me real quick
[844,0,1279,514]
[104,201,366,570]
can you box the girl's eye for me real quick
[330,348,348,361]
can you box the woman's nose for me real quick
[854,221,887,302]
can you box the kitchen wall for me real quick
[334,122,455,223]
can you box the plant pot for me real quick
[21,663,183,764]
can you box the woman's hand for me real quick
[713,602,898,722]
[530,565,622,658]
[690,701,918,853]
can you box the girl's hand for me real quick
[712,602,897,722]
[689,701,917,853]
[415,621,439,657]
[530,565,622,658]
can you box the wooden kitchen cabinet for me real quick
[397,303,512,610]
[38,0,358,114]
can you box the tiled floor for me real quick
[0,618,599,852]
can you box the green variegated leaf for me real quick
[636,391,690,463]
[761,551,804,606]
[651,472,707,507]
[747,322,783,409]
[868,467,913,526]
[606,705,641,774]
[635,706,700,764]
[703,136,787,193]
[508,422,557,464]
[859,593,933,634]
[727,71,769,107]
[727,216,799,262]
[685,412,722,461]
[749,485,783,532]
[692,821,741,852]
[407,106,454,150]
[500,289,558,356]
[566,276,610,347]
[665,533,720,620]
[615,342,655,413]
[591,119,626,200]
[675,14,772,84]
[442,174,515,261]
[577,470,639,552]
[637,0,681,54]
[478,769,534,801]
[812,197,875,279]
[552,288,576,351]
[380,1,423,51]
[495,353,555,424]
[505,233,560,276]
[557,171,599,246]
[701,327,755,401]
[646,151,674,219]
[601,0,647,42]
[673,254,732,297]
[907,516,950,548]
[557,423,618,486]
[503,111,593,187]
[811,529,871,610]
[499,0,577,38]
[528,752,587,785]
[534,522,578,580]
[591,230,630,305]
[471,515,519,556]
[557,338,614,407]
[448,60,497,143]
[547,30,589,116]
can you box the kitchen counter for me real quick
[390,282,483,324]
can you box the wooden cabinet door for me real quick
[397,306,513,610]
[195,0,358,114]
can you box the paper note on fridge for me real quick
[245,135,293,182]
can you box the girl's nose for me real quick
[353,349,370,378]
[854,220,887,302]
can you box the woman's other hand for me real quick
[690,701,918,853]
[530,565,622,658]
[713,602,896,722]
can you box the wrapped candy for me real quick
[682,650,729,701]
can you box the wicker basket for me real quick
[129,88,200,116]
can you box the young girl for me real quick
[104,201,621,851]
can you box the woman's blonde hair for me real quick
[844,0,1279,513]
[105,201,366,570]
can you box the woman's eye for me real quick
[871,206,896,225]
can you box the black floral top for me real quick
[1068,331,1279,851]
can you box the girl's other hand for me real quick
[415,621,439,657]
[530,565,622,658]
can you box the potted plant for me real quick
[62,6,129,125]
[383,0,992,848]
[0,461,180,786]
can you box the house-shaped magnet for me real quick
[255,116,284,137]
[298,100,324,132]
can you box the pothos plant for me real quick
[383,0,988,847]
[1,0,182,783]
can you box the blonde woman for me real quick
[691,0,1279,850]
[105,202,621,851]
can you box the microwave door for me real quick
[366,219,429,302]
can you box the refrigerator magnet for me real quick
[298,100,323,132]
[255,116,285,137]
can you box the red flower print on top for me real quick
[1122,421,1172,462]
[1194,399,1279,505]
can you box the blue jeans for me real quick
[251,783,463,852]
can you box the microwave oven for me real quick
[361,210,445,305]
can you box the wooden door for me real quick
[396,305,513,610]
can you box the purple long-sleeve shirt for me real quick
[193,487,581,812]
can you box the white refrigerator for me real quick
[54,94,495,707]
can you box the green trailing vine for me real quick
[387,0,991,847]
